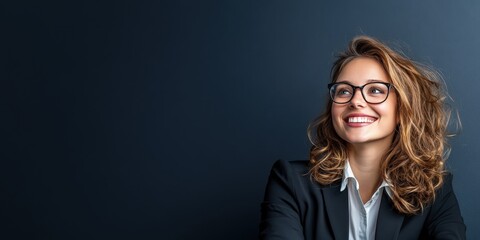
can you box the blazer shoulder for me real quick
[269,159,335,189]
[270,159,310,177]
[423,172,466,239]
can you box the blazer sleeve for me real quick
[259,160,304,240]
[425,173,466,239]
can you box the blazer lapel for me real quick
[322,185,349,240]
[375,189,404,239]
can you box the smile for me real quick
[348,117,376,123]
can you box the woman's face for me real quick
[331,57,398,147]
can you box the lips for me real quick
[344,114,377,126]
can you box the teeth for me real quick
[348,117,374,123]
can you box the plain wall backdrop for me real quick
[2,0,479,239]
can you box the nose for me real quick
[349,88,366,108]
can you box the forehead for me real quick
[336,57,390,84]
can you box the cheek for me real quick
[331,105,339,122]
[331,105,343,131]
[331,104,343,118]
[389,100,398,125]
[378,104,397,126]
[388,94,399,124]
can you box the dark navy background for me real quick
[2,1,479,239]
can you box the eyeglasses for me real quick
[328,82,393,104]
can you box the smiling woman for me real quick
[260,36,466,240]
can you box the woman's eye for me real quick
[336,88,351,96]
[369,87,384,94]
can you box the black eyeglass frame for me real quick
[327,81,394,104]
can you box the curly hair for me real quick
[308,36,457,215]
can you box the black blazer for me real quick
[260,160,466,240]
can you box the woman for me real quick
[260,36,466,240]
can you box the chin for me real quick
[345,139,372,145]
[342,134,395,146]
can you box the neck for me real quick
[347,141,391,203]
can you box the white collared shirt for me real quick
[340,160,392,240]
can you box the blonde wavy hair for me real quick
[308,36,457,215]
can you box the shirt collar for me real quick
[340,160,393,199]
[341,160,356,191]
